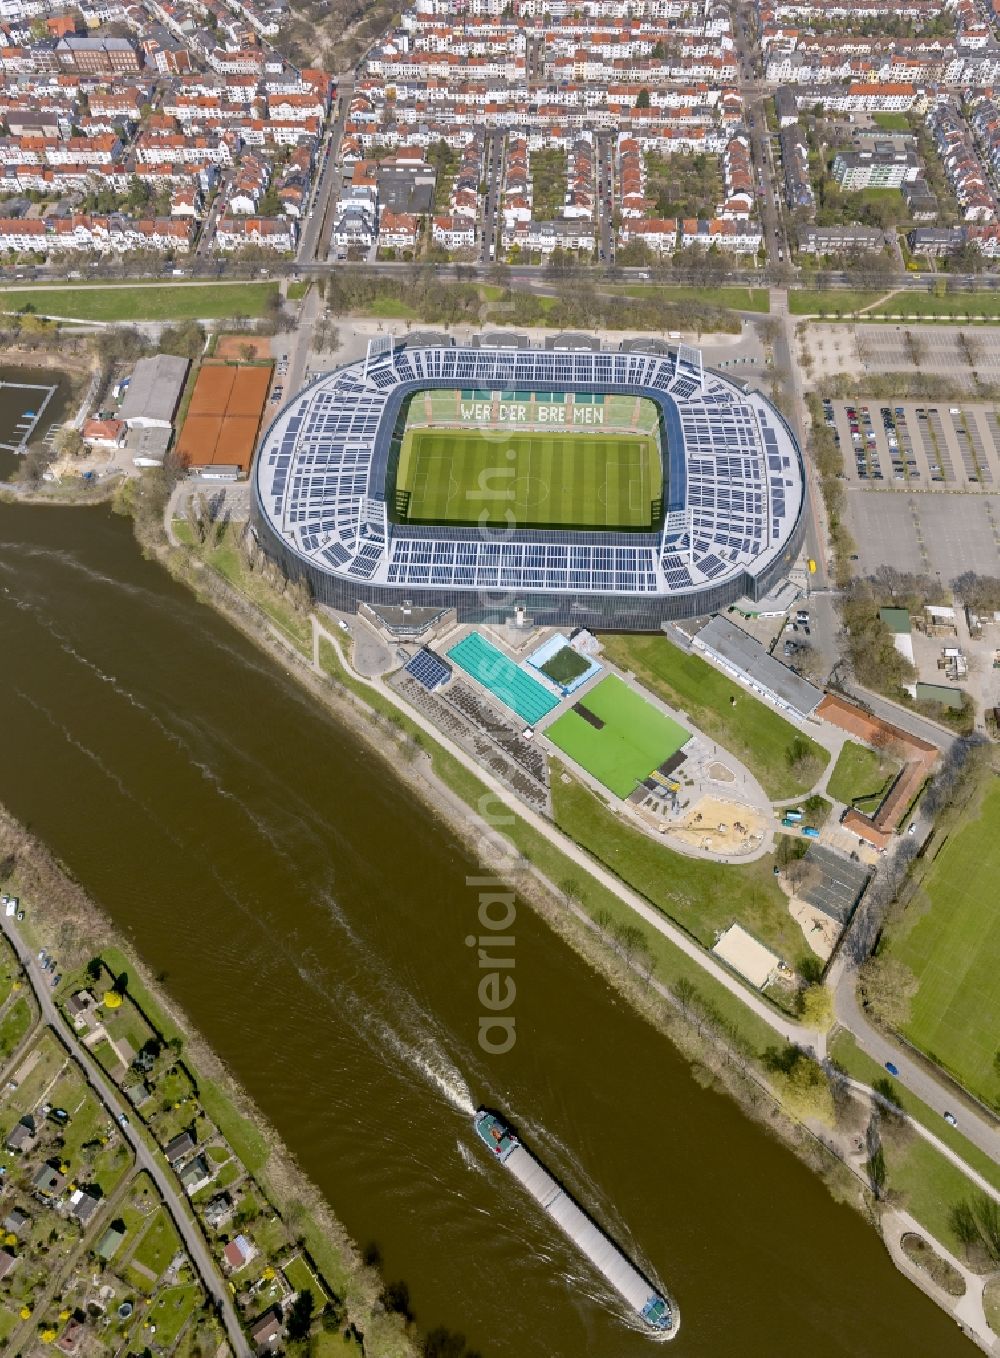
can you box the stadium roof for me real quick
[252,341,804,604]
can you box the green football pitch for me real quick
[394,427,662,530]
[546,675,689,798]
[883,778,1000,1105]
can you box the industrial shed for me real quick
[119,355,190,429]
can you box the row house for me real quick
[227,149,269,211]
[618,216,677,251]
[928,99,996,220]
[0,216,46,251]
[505,217,593,253]
[780,123,814,211]
[378,209,419,250]
[563,133,595,219]
[617,137,649,218]
[719,132,753,218]
[502,133,531,228]
[135,131,235,165]
[216,213,295,249]
[432,214,475,248]
[133,159,220,192]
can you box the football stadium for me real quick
[251,338,806,629]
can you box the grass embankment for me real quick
[826,740,900,814]
[878,775,1000,1108]
[599,633,829,800]
[0,282,279,323]
[829,1032,1000,1196]
[315,637,785,1053]
[551,772,808,971]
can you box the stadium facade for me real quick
[251,338,807,630]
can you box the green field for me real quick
[552,772,806,965]
[881,779,1000,1104]
[599,634,829,800]
[789,286,1000,321]
[396,427,662,530]
[547,674,689,797]
[826,739,899,813]
[0,282,278,323]
[872,112,911,132]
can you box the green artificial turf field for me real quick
[395,427,661,530]
[546,674,689,797]
[884,778,1000,1104]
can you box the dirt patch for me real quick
[214,333,272,362]
[788,896,840,960]
[900,1232,966,1298]
[708,761,735,783]
[660,794,768,857]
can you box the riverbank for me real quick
[139,485,1000,1350]
[140,496,863,1182]
[0,806,417,1358]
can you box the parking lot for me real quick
[855,325,1000,381]
[825,398,1000,491]
[844,489,1000,579]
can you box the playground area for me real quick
[651,794,769,858]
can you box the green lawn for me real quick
[396,427,661,530]
[619,285,770,312]
[885,1134,987,1255]
[148,1282,202,1347]
[829,1032,1000,1194]
[0,996,31,1060]
[0,282,278,323]
[826,739,899,813]
[599,634,829,799]
[872,112,911,131]
[789,286,1000,321]
[880,779,1000,1105]
[132,1209,182,1279]
[546,674,689,797]
[788,289,890,316]
[282,1253,324,1299]
[552,772,808,967]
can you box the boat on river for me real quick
[473,1108,678,1337]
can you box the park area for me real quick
[882,775,1000,1105]
[0,282,279,323]
[546,675,688,797]
[826,739,899,813]
[395,427,661,530]
[599,634,828,799]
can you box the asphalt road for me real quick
[832,965,1000,1182]
[0,916,250,1358]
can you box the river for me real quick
[0,501,975,1357]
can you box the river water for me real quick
[0,501,974,1357]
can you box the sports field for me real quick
[883,778,1000,1105]
[546,674,689,798]
[395,427,661,530]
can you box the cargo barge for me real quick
[473,1109,678,1337]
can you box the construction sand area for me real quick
[659,794,768,857]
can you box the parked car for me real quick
[943,1111,958,1127]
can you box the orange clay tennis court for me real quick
[176,363,272,476]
